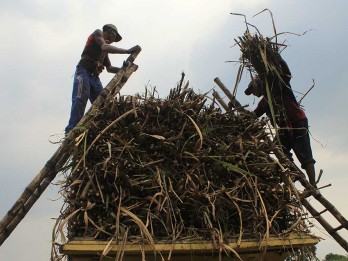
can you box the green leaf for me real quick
[209,157,256,177]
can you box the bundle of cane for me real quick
[53,83,308,249]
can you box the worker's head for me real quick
[245,76,263,97]
[103,24,122,43]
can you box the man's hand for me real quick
[127,45,142,54]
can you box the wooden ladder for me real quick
[299,178,348,252]
[215,77,348,253]
[0,52,141,246]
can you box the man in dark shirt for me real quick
[243,60,316,187]
[65,24,141,133]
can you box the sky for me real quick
[0,0,348,260]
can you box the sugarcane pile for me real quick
[54,83,308,247]
[237,31,288,89]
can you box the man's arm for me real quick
[93,29,141,54]
[254,98,269,117]
[103,54,139,74]
[103,55,122,74]
[102,43,141,55]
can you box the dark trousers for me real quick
[279,118,315,169]
[65,66,103,133]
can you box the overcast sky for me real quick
[1,0,348,260]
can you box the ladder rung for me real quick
[333,225,344,233]
[318,208,329,215]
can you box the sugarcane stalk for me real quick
[0,51,141,246]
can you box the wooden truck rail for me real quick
[62,233,319,261]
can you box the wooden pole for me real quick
[212,90,229,111]
[214,77,244,111]
[0,51,141,246]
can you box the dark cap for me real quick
[103,24,122,42]
[245,77,262,96]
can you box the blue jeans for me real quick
[65,66,103,133]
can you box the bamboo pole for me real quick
[212,90,229,111]
[0,51,141,246]
[214,77,243,110]
[310,190,348,231]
